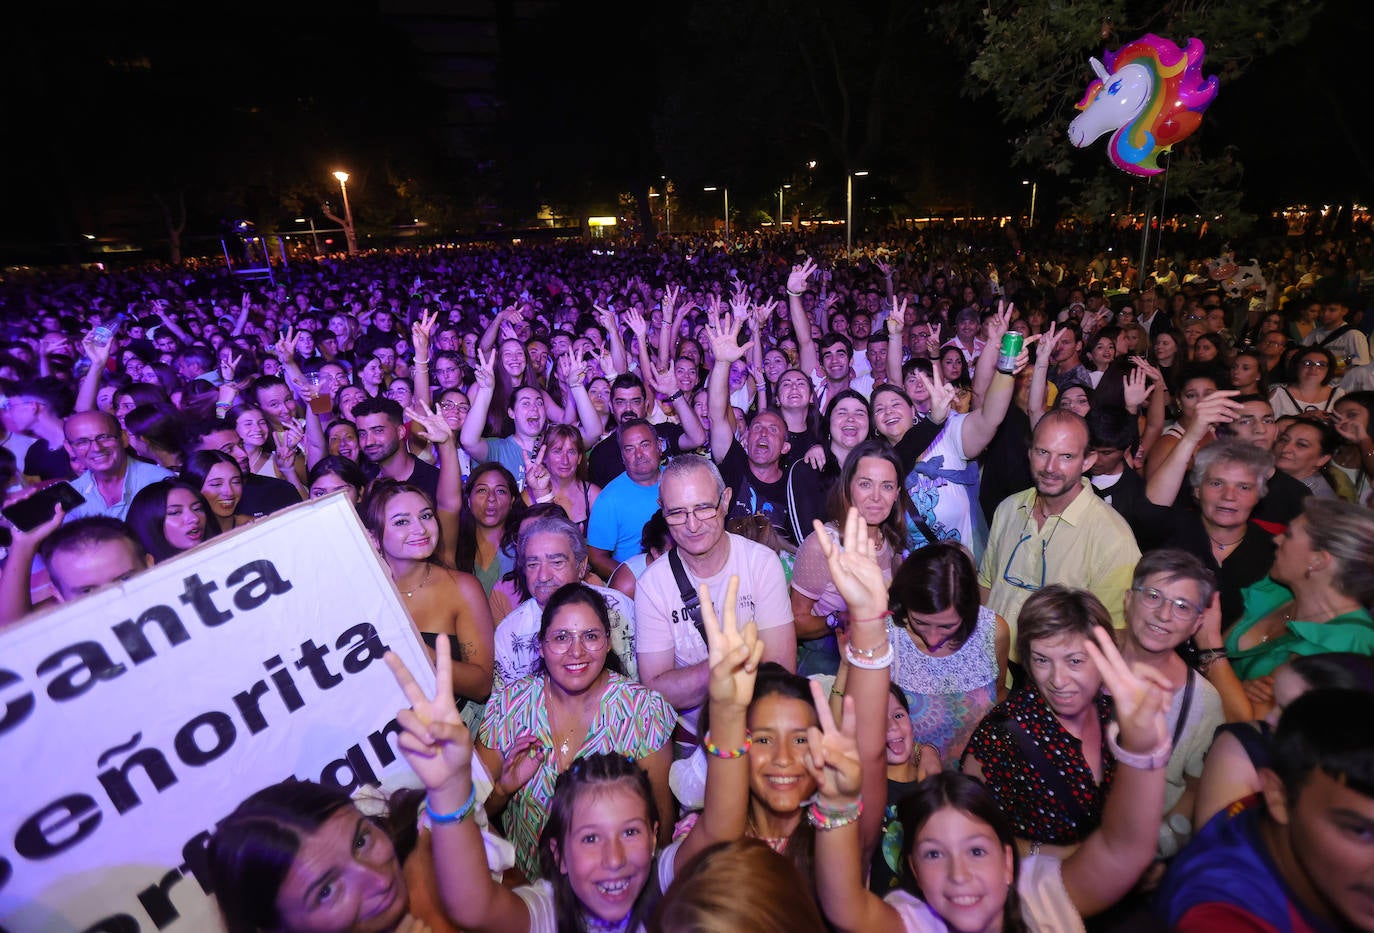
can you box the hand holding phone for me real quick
[2,482,86,532]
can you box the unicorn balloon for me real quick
[1067,34,1219,177]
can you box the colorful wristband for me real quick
[425,784,478,825]
[703,730,752,759]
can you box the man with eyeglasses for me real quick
[490,514,637,689]
[1116,549,1224,857]
[978,410,1141,661]
[635,455,795,736]
[61,411,172,522]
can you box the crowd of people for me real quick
[3,223,1374,932]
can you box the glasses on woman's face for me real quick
[1131,585,1201,622]
[439,399,470,414]
[543,629,607,653]
[1300,359,1328,369]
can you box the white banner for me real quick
[0,493,436,932]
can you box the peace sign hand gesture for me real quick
[521,444,552,500]
[887,297,908,336]
[473,347,497,390]
[218,352,242,384]
[915,364,956,426]
[701,576,765,712]
[1082,627,1172,757]
[412,309,438,354]
[813,508,889,626]
[404,399,453,446]
[787,258,817,295]
[385,635,473,794]
[803,679,862,805]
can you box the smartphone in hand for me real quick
[2,482,86,531]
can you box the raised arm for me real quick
[557,353,604,446]
[884,297,906,387]
[595,304,629,376]
[786,258,821,378]
[644,356,707,451]
[1027,320,1056,429]
[478,304,518,353]
[73,330,113,413]
[0,498,67,627]
[385,638,532,933]
[705,308,753,462]
[1060,628,1173,915]
[149,299,192,346]
[674,575,761,870]
[406,401,462,528]
[962,307,1031,457]
[1143,391,1240,506]
[230,291,252,337]
[411,309,437,404]
[458,348,496,463]
[971,302,1013,411]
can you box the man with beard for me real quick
[352,396,439,503]
[979,410,1141,657]
[586,373,705,487]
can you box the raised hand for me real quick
[707,311,752,365]
[473,347,497,390]
[917,365,957,425]
[875,259,893,279]
[557,351,587,387]
[1082,627,1172,755]
[645,359,680,398]
[754,297,779,329]
[81,331,112,370]
[385,635,473,793]
[886,297,908,337]
[412,309,438,353]
[813,507,889,624]
[1123,360,1157,411]
[787,258,817,295]
[661,284,680,320]
[701,576,765,712]
[625,307,648,338]
[404,399,453,446]
[218,351,242,385]
[593,304,616,334]
[272,328,297,363]
[803,679,862,804]
[496,734,546,797]
[521,444,552,499]
[986,300,1015,346]
[1190,389,1242,435]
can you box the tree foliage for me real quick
[931,0,1323,233]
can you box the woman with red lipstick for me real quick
[475,582,677,881]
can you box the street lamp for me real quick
[333,170,357,256]
[662,176,671,234]
[703,186,729,240]
[295,217,322,255]
[778,184,792,228]
[846,171,868,254]
[1022,179,1037,228]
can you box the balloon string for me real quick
[1155,152,1171,267]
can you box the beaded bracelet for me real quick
[807,798,863,831]
[425,784,478,825]
[703,730,752,759]
[844,640,894,671]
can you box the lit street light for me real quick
[295,217,321,255]
[333,170,357,256]
[1023,179,1038,228]
[703,186,729,240]
[846,171,868,254]
[778,184,791,228]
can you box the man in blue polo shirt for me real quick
[586,418,665,579]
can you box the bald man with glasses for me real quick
[61,411,172,522]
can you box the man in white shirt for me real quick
[1304,299,1370,378]
[491,513,637,688]
[635,456,796,738]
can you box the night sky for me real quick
[0,0,1366,260]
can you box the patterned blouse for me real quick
[887,607,999,769]
[479,672,677,880]
[961,686,1115,845]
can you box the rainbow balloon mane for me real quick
[1068,34,1219,177]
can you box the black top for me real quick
[718,440,795,544]
[1163,513,1276,628]
[24,439,74,481]
[588,421,688,488]
[238,472,302,517]
[1091,466,1176,551]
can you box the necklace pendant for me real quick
[560,739,569,757]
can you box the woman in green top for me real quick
[1224,498,1374,716]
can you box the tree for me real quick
[931,0,1324,235]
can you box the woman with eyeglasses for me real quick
[1269,346,1345,419]
[963,586,1119,852]
[475,582,677,881]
